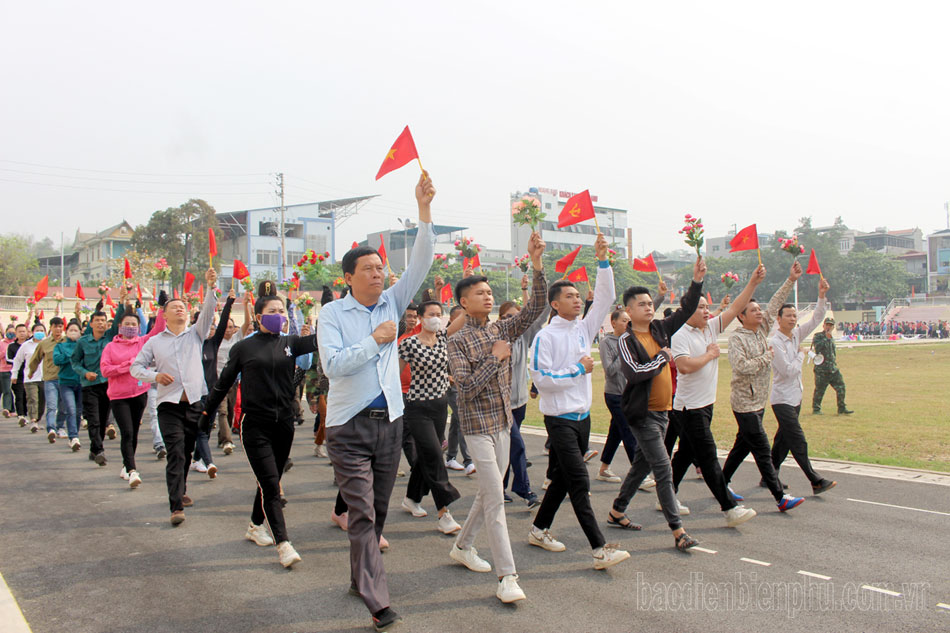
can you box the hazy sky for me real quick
[3,1,949,256]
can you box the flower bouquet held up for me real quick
[25,296,36,309]
[606,248,618,266]
[332,277,347,290]
[778,236,805,258]
[433,253,453,270]
[295,293,316,320]
[97,282,110,297]
[295,250,331,285]
[513,254,530,273]
[511,196,545,231]
[154,258,171,286]
[184,292,200,309]
[454,237,480,260]
[721,272,740,290]
[240,277,255,295]
[680,214,704,256]
[52,292,64,304]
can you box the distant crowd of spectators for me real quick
[836,320,949,339]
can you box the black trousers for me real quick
[12,380,27,416]
[157,401,200,513]
[533,415,605,550]
[671,405,736,512]
[771,404,821,485]
[664,409,682,456]
[82,383,111,455]
[242,417,295,543]
[112,393,147,472]
[404,397,459,510]
[722,409,784,502]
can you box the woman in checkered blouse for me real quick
[398,300,463,535]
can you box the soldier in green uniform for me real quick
[811,317,853,415]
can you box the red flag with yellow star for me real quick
[729,224,759,253]
[566,267,588,283]
[375,126,419,181]
[557,190,595,228]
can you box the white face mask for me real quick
[422,316,443,333]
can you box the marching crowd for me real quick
[837,319,949,338]
[2,174,851,632]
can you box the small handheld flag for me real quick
[806,248,823,280]
[440,283,453,304]
[557,190,596,229]
[729,224,761,265]
[555,246,582,274]
[566,267,588,283]
[376,126,422,181]
[75,281,85,301]
[208,228,218,269]
[184,272,196,294]
[33,276,49,303]
[123,259,133,280]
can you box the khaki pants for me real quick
[25,382,42,422]
[455,429,516,577]
[215,384,237,446]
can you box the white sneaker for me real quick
[450,544,491,572]
[128,471,142,488]
[593,544,630,570]
[438,510,461,535]
[119,467,130,481]
[192,460,208,473]
[445,459,464,471]
[246,522,275,546]
[30,422,39,433]
[312,444,325,458]
[725,505,757,528]
[206,463,218,479]
[56,429,67,438]
[542,478,551,491]
[401,497,428,518]
[276,541,301,568]
[47,429,57,443]
[528,527,566,552]
[80,419,88,430]
[18,416,27,427]
[464,463,476,477]
[656,498,690,516]
[597,469,622,483]
[496,574,526,603]
[639,475,656,490]
[69,438,81,452]
[222,442,235,455]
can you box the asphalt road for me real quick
[1,418,947,633]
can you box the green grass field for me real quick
[523,342,950,472]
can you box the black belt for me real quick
[358,407,388,420]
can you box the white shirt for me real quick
[671,315,723,410]
[12,338,43,382]
[769,298,827,406]
[529,262,614,419]
[216,331,243,377]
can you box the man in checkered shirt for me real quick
[446,230,546,604]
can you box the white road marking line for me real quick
[740,557,771,566]
[862,585,902,597]
[691,546,717,554]
[937,603,950,610]
[0,571,32,633]
[847,498,950,516]
[798,570,832,580]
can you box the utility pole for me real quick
[60,232,65,295]
[277,173,286,280]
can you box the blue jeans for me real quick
[503,404,533,498]
[58,382,82,440]
[43,380,66,432]
[601,393,637,465]
[1,371,12,411]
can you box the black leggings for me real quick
[12,380,27,416]
[241,417,294,543]
[404,397,459,510]
[112,393,147,472]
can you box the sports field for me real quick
[523,341,950,472]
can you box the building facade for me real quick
[705,228,774,259]
[510,187,628,261]
[926,229,950,294]
[361,224,470,273]
[59,221,136,285]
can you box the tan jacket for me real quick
[28,335,65,381]
[728,278,794,413]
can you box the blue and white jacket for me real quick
[529,261,614,419]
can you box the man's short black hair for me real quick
[32,322,46,332]
[548,280,576,304]
[15,323,26,330]
[737,299,758,322]
[49,317,64,327]
[416,301,443,317]
[777,303,795,318]
[449,305,464,318]
[342,246,382,276]
[455,275,489,300]
[663,308,673,318]
[90,311,108,321]
[405,302,418,315]
[622,285,652,306]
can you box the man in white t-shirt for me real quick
[669,264,765,527]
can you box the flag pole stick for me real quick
[593,214,601,234]
[656,269,663,285]
[757,248,762,267]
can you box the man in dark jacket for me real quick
[606,255,705,551]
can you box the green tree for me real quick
[0,234,40,294]
[130,199,219,288]
[840,244,909,305]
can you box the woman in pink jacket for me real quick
[101,308,165,488]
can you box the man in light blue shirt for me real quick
[318,174,435,631]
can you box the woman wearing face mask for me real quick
[11,323,47,432]
[201,281,317,569]
[1,325,16,417]
[397,301,462,535]
[53,321,85,451]
[100,308,166,488]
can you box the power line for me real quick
[0,159,270,178]
[0,177,272,195]
[0,167,271,186]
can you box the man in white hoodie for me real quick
[769,277,837,494]
[528,233,629,571]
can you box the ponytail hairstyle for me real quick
[254,279,282,315]
[320,285,334,306]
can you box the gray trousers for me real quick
[326,414,403,615]
[445,386,471,466]
[613,410,683,531]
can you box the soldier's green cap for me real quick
[824,317,835,324]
